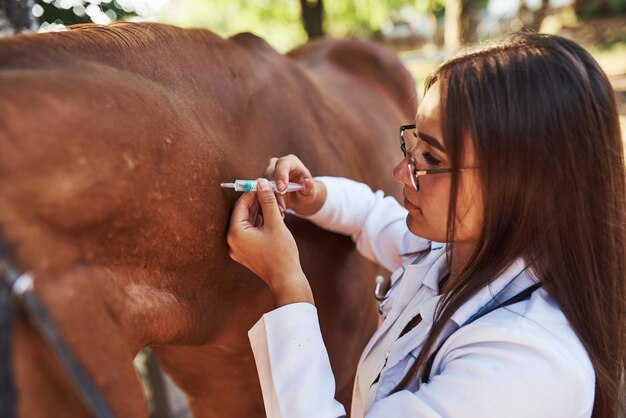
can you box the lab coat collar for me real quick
[403,258,538,373]
[449,257,538,326]
[359,244,447,363]
[407,245,538,326]
[429,241,446,252]
[415,241,447,293]
[398,242,448,323]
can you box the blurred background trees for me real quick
[7,0,619,53]
[1,0,624,119]
[1,0,624,98]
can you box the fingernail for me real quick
[277,180,285,191]
[258,178,269,191]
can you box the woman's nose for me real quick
[393,158,412,188]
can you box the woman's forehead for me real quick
[416,83,477,164]
[416,85,440,128]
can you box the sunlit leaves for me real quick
[160,0,307,52]
[34,0,168,29]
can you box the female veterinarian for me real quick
[226,32,625,417]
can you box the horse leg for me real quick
[13,266,149,417]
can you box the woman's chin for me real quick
[406,214,424,235]
[406,216,438,242]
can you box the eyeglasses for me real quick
[400,124,453,191]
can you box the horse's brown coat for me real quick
[0,23,417,417]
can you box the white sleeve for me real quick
[299,177,430,272]
[364,323,595,418]
[248,303,346,418]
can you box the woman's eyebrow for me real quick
[418,132,447,153]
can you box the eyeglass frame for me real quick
[400,124,474,191]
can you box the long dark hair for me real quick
[395,32,626,417]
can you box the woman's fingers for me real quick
[301,178,315,197]
[262,154,313,214]
[276,194,286,215]
[274,154,311,192]
[249,199,260,226]
[230,190,257,229]
[264,157,278,175]
[256,179,283,227]
[226,178,305,293]
[262,157,286,213]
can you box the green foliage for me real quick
[575,0,626,18]
[324,0,444,38]
[410,0,445,18]
[30,0,486,52]
[34,0,140,26]
[161,0,443,51]
[161,0,307,52]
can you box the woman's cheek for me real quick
[406,206,448,242]
[455,179,484,241]
[409,181,452,241]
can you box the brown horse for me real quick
[0,22,417,417]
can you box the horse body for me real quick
[0,23,416,417]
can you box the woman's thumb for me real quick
[256,178,282,226]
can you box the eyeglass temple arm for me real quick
[415,168,453,175]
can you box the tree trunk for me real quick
[0,0,36,35]
[530,0,550,32]
[573,0,587,14]
[516,0,550,32]
[300,0,324,40]
[461,0,478,45]
[444,0,462,51]
[574,0,611,17]
[594,0,611,15]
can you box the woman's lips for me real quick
[403,196,420,211]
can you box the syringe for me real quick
[220,179,304,193]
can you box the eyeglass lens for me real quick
[401,125,419,191]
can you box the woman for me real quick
[226,32,625,417]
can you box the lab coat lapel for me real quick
[359,263,430,360]
[360,247,448,360]
[352,246,448,416]
[387,295,442,369]
[351,263,431,417]
[394,258,537,377]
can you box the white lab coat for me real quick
[248,177,595,418]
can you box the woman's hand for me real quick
[264,155,327,217]
[227,178,314,307]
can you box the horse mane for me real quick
[0,22,238,68]
[63,22,180,51]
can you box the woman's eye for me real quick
[422,151,441,166]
